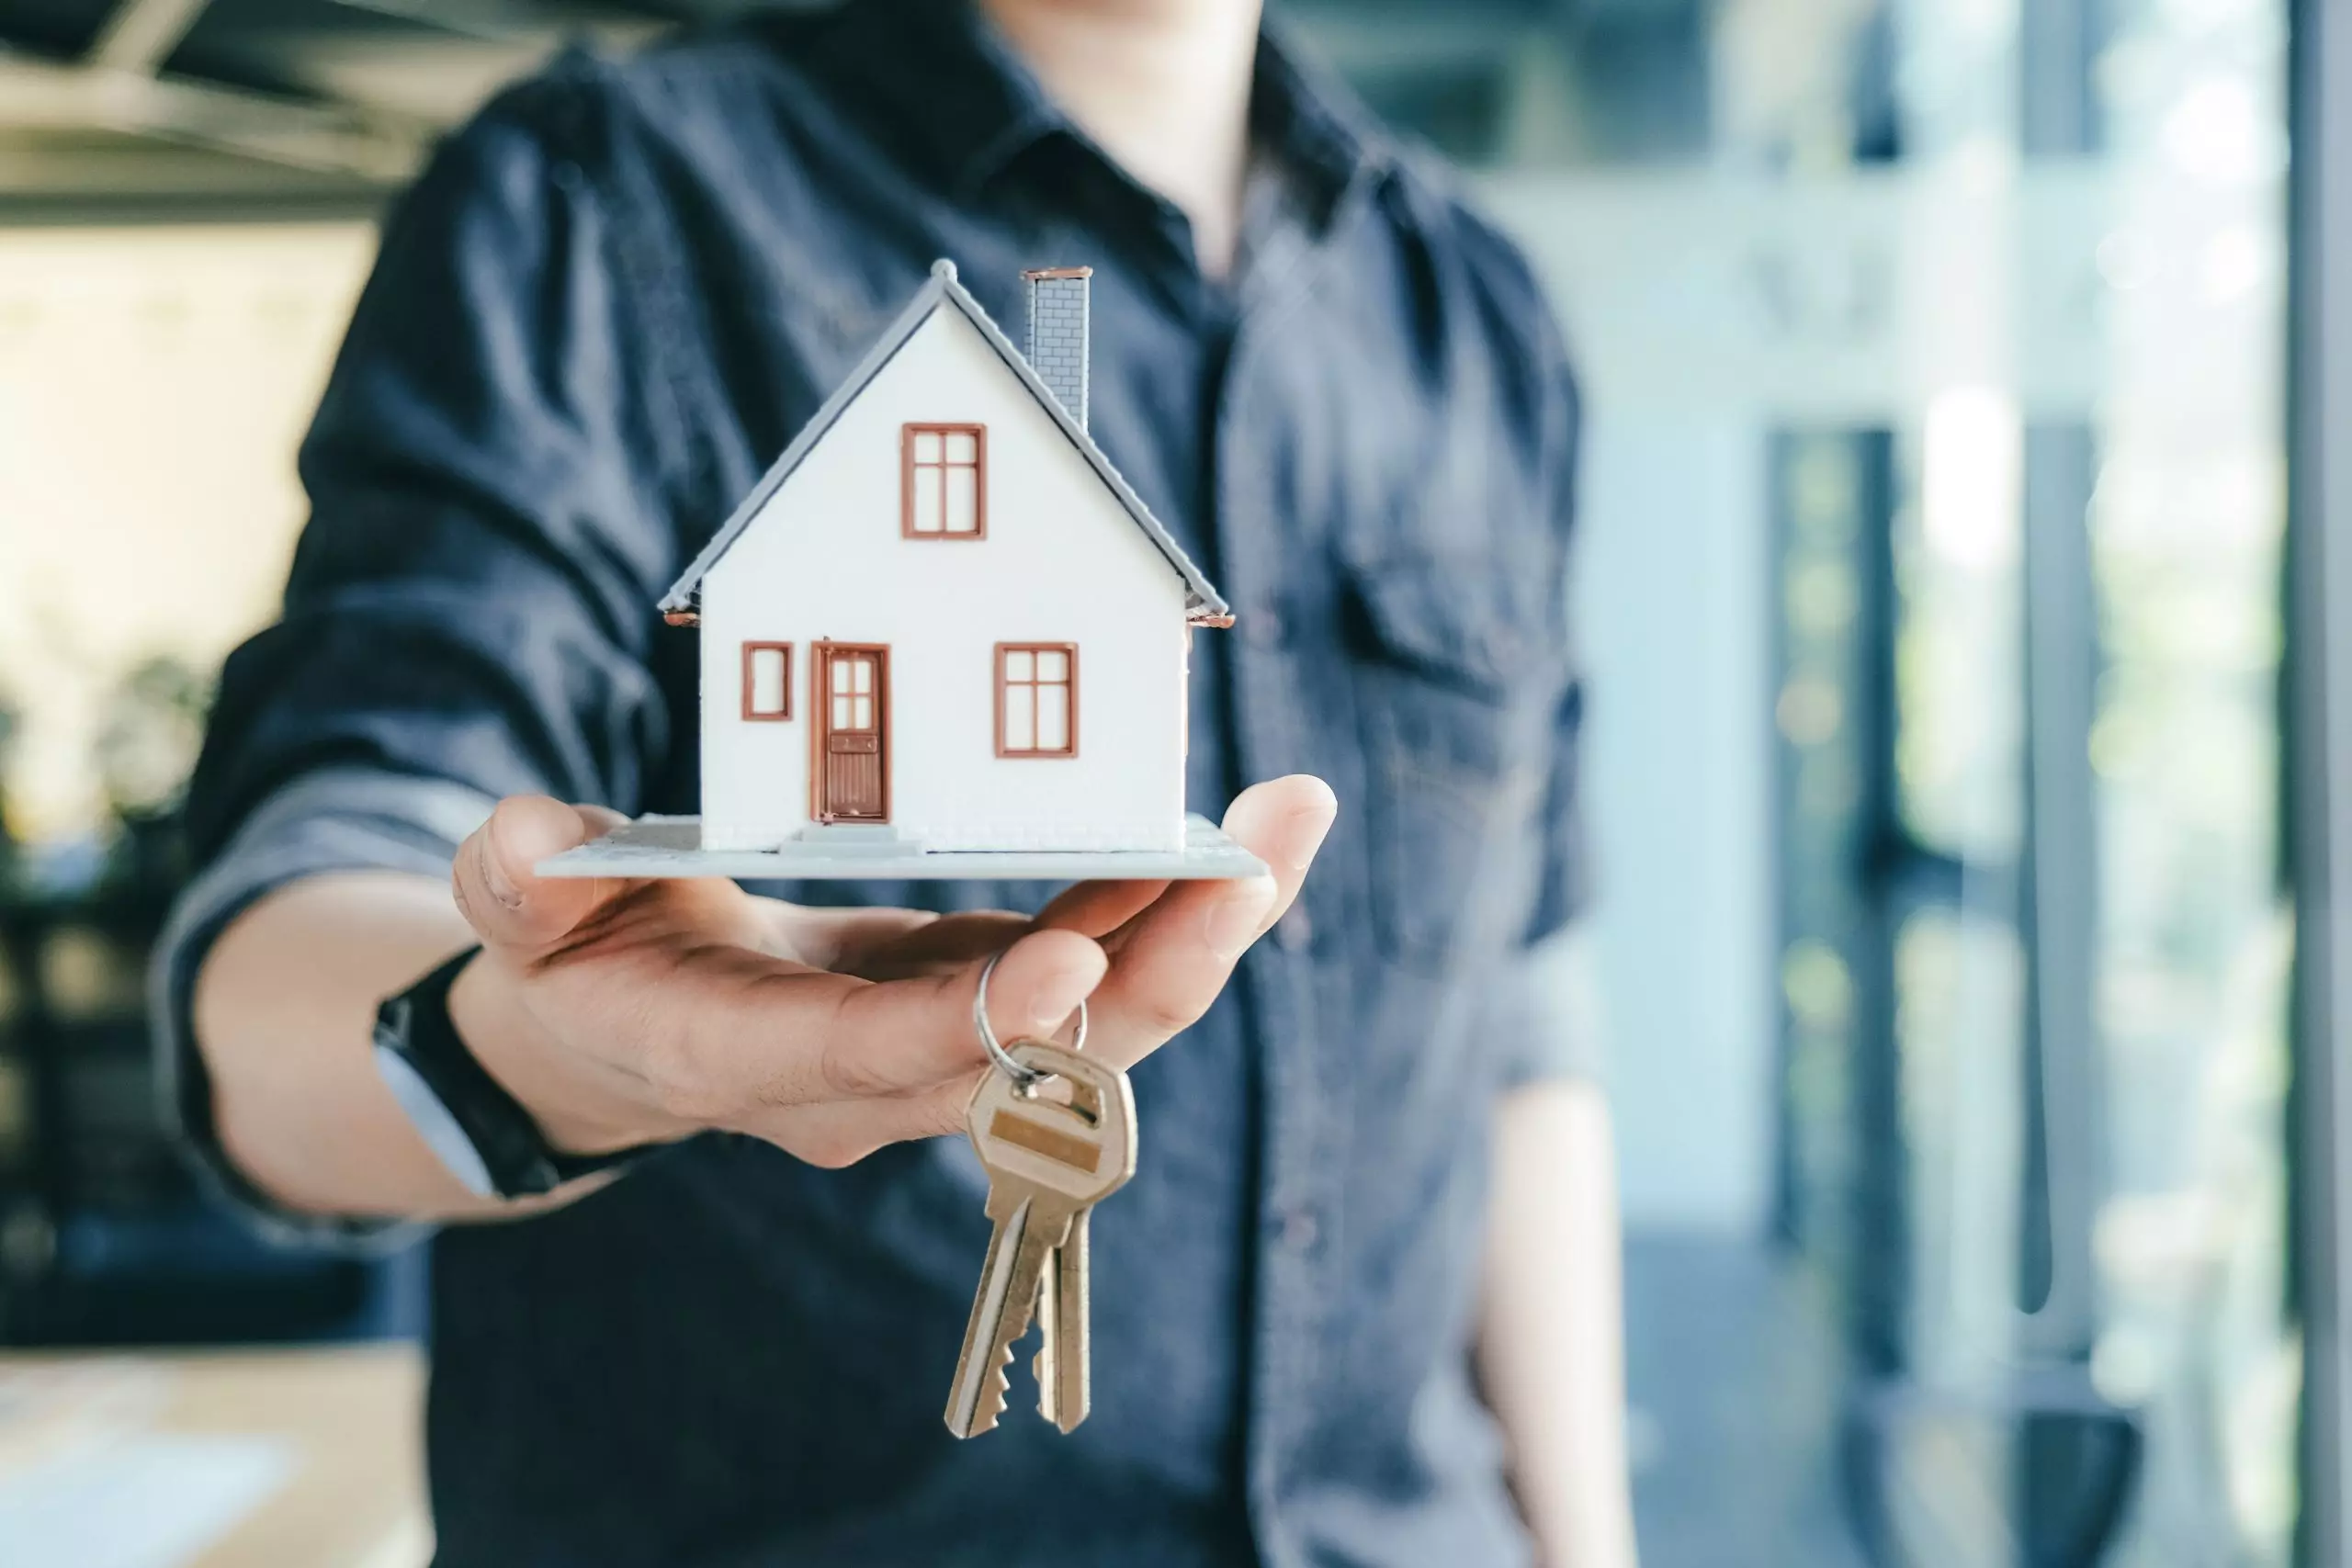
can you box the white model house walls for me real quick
[695,296,1188,852]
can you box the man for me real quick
[160,0,1636,1562]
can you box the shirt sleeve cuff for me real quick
[149,768,498,1251]
[1490,923,1607,1090]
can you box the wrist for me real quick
[447,953,691,1157]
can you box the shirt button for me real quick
[1276,905,1312,953]
[1276,1206,1319,1250]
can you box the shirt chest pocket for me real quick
[1340,551,1570,966]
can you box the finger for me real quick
[834,910,1035,980]
[452,795,637,954]
[1084,775,1339,1057]
[871,1067,995,1147]
[811,927,1106,1097]
[1081,874,1273,1058]
[1213,774,1338,940]
[1035,879,1170,938]
[772,904,943,969]
[572,802,631,836]
[735,1068,989,1168]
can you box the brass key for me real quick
[1035,1209,1092,1432]
[944,1041,1136,1439]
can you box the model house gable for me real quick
[660,259,1227,624]
[693,298,1180,611]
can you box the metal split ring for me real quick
[972,948,1088,1088]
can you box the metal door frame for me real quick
[2291,3,2352,1561]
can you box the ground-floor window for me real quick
[997,643,1076,756]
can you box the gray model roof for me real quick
[659,259,1229,620]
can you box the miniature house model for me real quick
[658,261,1231,855]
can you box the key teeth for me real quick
[975,1343,1013,1432]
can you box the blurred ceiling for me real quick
[0,0,763,208]
[0,0,1695,214]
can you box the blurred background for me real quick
[0,0,2323,1563]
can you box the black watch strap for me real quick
[373,947,647,1198]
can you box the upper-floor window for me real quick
[998,643,1076,757]
[903,423,986,538]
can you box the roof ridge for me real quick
[659,259,1229,620]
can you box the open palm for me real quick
[445,778,1336,1170]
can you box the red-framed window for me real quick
[741,641,792,720]
[996,643,1077,757]
[902,423,987,538]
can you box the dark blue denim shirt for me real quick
[154,4,1591,1563]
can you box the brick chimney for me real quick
[1022,266,1091,429]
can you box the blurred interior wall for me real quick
[1487,156,2109,1236]
[1575,415,1775,1233]
[0,224,369,850]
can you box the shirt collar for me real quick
[819,0,1393,222]
[1249,12,1397,220]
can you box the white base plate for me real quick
[535,814,1268,882]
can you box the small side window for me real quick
[743,642,792,720]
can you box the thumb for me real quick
[451,795,626,953]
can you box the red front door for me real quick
[812,642,889,822]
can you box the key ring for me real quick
[973,948,1089,1089]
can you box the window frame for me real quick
[995,642,1079,758]
[901,423,989,540]
[741,640,793,721]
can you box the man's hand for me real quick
[447,778,1336,1170]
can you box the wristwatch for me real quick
[372,947,644,1199]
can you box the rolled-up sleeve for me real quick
[151,771,496,1246]
[152,71,681,1238]
[1497,271,1599,1091]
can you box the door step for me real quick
[791,824,911,855]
